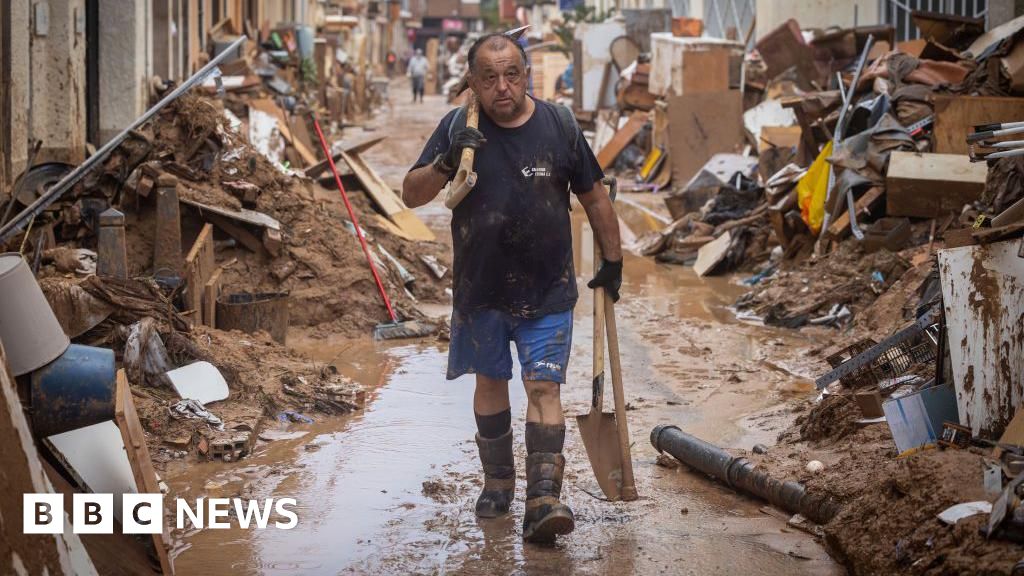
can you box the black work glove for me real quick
[588,259,623,303]
[434,127,486,176]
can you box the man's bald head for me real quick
[468,33,528,74]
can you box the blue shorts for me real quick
[446,309,573,383]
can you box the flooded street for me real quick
[168,82,842,575]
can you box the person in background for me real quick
[407,48,429,103]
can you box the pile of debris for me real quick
[607,11,1024,575]
[0,16,450,511]
[585,12,1024,333]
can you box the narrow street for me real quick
[168,80,842,575]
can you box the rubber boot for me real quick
[475,428,515,518]
[522,427,575,543]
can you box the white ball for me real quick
[805,460,825,474]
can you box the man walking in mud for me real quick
[402,32,621,543]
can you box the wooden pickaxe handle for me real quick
[443,94,480,209]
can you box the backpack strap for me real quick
[448,105,467,145]
[553,103,581,153]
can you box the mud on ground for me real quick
[744,391,1023,575]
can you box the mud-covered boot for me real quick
[475,428,515,518]
[523,425,574,543]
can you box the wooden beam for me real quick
[827,186,884,240]
[596,112,646,170]
[204,267,223,328]
[114,370,174,576]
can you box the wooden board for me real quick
[596,112,647,170]
[184,224,215,325]
[114,370,173,576]
[933,96,1024,154]
[202,212,265,255]
[886,152,987,217]
[667,91,744,186]
[180,198,281,230]
[0,341,98,575]
[340,150,436,242]
[303,135,388,179]
[827,186,884,240]
[204,267,223,329]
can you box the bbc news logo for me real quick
[24,494,298,534]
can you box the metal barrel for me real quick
[650,425,839,524]
[30,344,117,438]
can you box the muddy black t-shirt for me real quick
[413,98,604,318]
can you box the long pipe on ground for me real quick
[650,425,840,525]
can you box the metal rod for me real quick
[816,35,875,253]
[0,35,249,244]
[651,425,840,524]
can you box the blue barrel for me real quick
[30,344,116,438]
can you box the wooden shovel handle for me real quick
[604,295,638,501]
[592,225,606,411]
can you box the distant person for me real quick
[408,48,429,103]
[386,50,397,78]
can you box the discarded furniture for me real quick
[886,151,987,217]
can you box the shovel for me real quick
[576,180,638,501]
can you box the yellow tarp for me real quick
[797,141,833,234]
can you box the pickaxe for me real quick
[443,25,529,209]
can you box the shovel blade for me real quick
[575,411,623,500]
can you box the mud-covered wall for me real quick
[30,0,88,165]
[97,0,149,144]
[1,1,31,195]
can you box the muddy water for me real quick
[169,248,839,575]
[169,79,841,575]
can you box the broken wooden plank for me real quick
[184,224,216,323]
[827,186,884,240]
[114,369,174,576]
[694,231,732,277]
[596,111,647,170]
[204,267,223,328]
[886,152,987,217]
[340,150,436,242]
[180,198,281,230]
[202,212,265,255]
[303,135,388,179]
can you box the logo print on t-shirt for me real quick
[521,165,552,178]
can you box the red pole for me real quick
[309,112,399,323]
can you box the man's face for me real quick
[469,42,529,124]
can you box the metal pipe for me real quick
[0,35,249,244]
[650,425,840,525]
